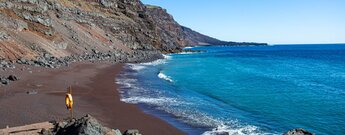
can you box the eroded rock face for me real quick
[145,5,228,50]
[283,128,315,135]
[0,0,227,62]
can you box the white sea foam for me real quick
[118,81,273,135]
[121,97,181,105]
[122,95,272,135]
[163,54,172,59]
[202,124,271,135]
[178,52,197,54]
[141,59,166,66]
[157,100,272,135]
[126,54,173,68]
[128,64,146,71]
[158,72,174,82]
[116,78,137,88]
[140,54,171,66]
[184,46,194,49]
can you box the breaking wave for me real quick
[202,124,272,135]
[178,51,198,54]
[128,64,146,71]
[158,72,174,82]
[140,54,171,66]
[184,46,194,49]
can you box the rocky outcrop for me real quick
[144,5,227,51]
[0,0,266,68]
[0,115,141,135]
[144,5,267,48]
[52,114,122,135]
[283,128,315,135]
[50,114,141,135]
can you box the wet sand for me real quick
[0,62,184,135]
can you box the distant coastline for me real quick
[190,42,268,47]
[273,43,345,46]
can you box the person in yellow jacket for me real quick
[65,86,73,118]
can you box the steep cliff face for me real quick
[144,5,228,48]
[0,0,243,61]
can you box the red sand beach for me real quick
[0,62,184,135]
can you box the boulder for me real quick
[124,129,141,135]
[283,128,315,135]
[0,78,9,85]
[53,114,120,135]
[112,129,122,135]
[0,31,10,40]
[100,0,115,8]
[7,75,18,81]
[40,128,54,135]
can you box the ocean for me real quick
[116,44,345,135]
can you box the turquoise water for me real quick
[117,44,345,135]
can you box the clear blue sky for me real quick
[141,0,345,44]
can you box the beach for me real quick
[0,62,184,135]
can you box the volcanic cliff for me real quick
[0,0,265,63]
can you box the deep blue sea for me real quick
[116,44,345,135]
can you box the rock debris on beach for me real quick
[0,75,19,85]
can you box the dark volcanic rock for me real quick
[283,128,315,135]
[0,77,9,85]
[0,75,19,85]
[40,128,54,135]
[53,114,118,135]
[0,60,15,69]
[7,75,18,81]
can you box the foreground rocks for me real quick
[50,115,141,135]
[0,115,141,135]
[51,115,121,135]
[283,128,315,135]
[0,115,317,135]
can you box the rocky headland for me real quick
[0,0,266,72]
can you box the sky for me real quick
[141,0,345,44]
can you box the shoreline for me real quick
[118,63,210,135]
[0,62,184,135]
